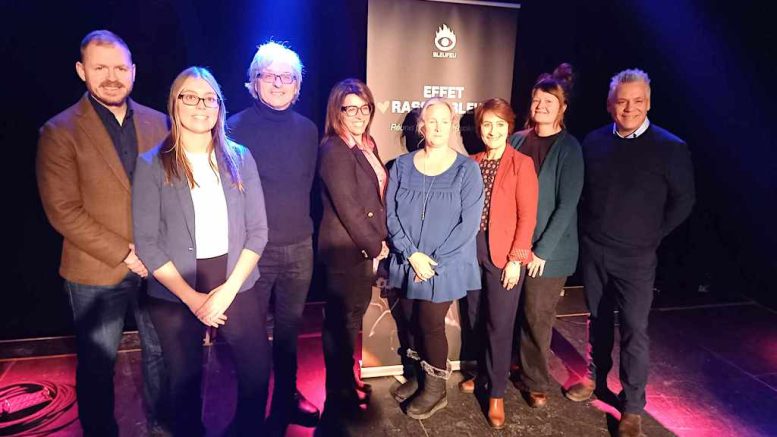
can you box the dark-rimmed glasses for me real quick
[341,105,372,117]
[258,72,296,84]
[178,93,220,108]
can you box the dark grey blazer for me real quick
[132,139,268,302]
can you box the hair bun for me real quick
[552,63,574,92]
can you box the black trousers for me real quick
[322,259,373,395]
[581,235,656,414]
[252,238,314,405]
[149,255,271,436]
[519,275,567,392]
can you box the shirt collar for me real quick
[613,117,650,139]
[341,133,374,151]
[89,94,134,125]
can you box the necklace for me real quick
[421,151,436,221]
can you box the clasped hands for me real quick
[409,252,437,282]
[186,281,240,328]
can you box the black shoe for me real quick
[406,361,450,420]
[290,390,320,427]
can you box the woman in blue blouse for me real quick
[387,98,484,419]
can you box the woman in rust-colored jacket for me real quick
[461,98,538,429]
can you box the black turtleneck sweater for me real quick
[580,123,695,250]
[227,102,318,245]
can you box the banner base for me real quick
[361,361,463,379]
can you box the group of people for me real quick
[36,29,694,437]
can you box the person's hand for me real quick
[184,292,226,327]
[376,241,390,261]
[408,252,437,281]
[195,281,239,326]
[527,255,546,278]
[501,261,521,290]
[124,244,148,278]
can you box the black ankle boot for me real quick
[392,348,421,403]
[406,361,451,419]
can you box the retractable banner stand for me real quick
[362,0,520,377]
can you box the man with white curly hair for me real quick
[227,41,320,433]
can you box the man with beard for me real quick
[36,30,169,436]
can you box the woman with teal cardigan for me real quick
[509,64,584,408]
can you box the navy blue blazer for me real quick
[132,139,269,302]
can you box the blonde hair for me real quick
[417,98,455,137]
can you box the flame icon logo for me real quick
[434,24,457,52]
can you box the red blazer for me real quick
[472,145,538,268]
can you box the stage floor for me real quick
[1,288,776,436]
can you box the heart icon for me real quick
[377,101,390,114]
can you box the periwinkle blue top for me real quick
[387,151,484,302]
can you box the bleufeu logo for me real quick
[433,24,457,59]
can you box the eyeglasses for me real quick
[258,72,296,84]
[341,105,372,117]
[178,93,220,108]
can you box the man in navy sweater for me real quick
[565,69,694,437]
[227,42,319,434]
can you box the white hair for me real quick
[608,68,651,102]
[244,41,303,103]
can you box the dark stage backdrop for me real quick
[3,0,775,340]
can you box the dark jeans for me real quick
[149,255,271,436]
[254,238,313,404]
[474,231,525,398]
[322,259,373,395]
[519,275,568,392]
[581,235,656,414]
[65,272,168,437]
[459,287,485,374]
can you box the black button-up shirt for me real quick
[89,95,139,182]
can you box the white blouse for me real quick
[185,150,229,259]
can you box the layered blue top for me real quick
[387,151,484,302]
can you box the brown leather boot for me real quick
[487,398,505,429]
[458,377,475,394]
[564,378,595,402]
[527,391,548,408]
[618,413,643,437]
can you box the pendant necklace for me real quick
[421,151,436,221]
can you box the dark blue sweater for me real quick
[580,123,695,250]
[227,102,318,245]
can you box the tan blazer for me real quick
[36,93,168,285]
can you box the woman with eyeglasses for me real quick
[133,66,270,436]
[318,78,389,414]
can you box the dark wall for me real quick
[4,0,775,339]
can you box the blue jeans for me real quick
[254,238,314,401]
[66,273,168,436]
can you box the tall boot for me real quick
[392,349,421,403]
[406,360,451,419]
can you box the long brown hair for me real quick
[323,78,375,141]
[525,63,574,130]
[160,67,243,190]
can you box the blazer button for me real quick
[367,212,374,218]
[188,247,193,252]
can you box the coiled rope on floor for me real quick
[0,381,77,436]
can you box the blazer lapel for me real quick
[133,104,157,154]
[352,146,382,199]
[495,147,514,191]
[75,95,131,191]
[173,177,196,245]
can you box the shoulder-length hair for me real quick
[323,78,375,141]
[161,66,243,191]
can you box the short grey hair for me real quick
[608,68,651,102]
[244,41,303,103]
